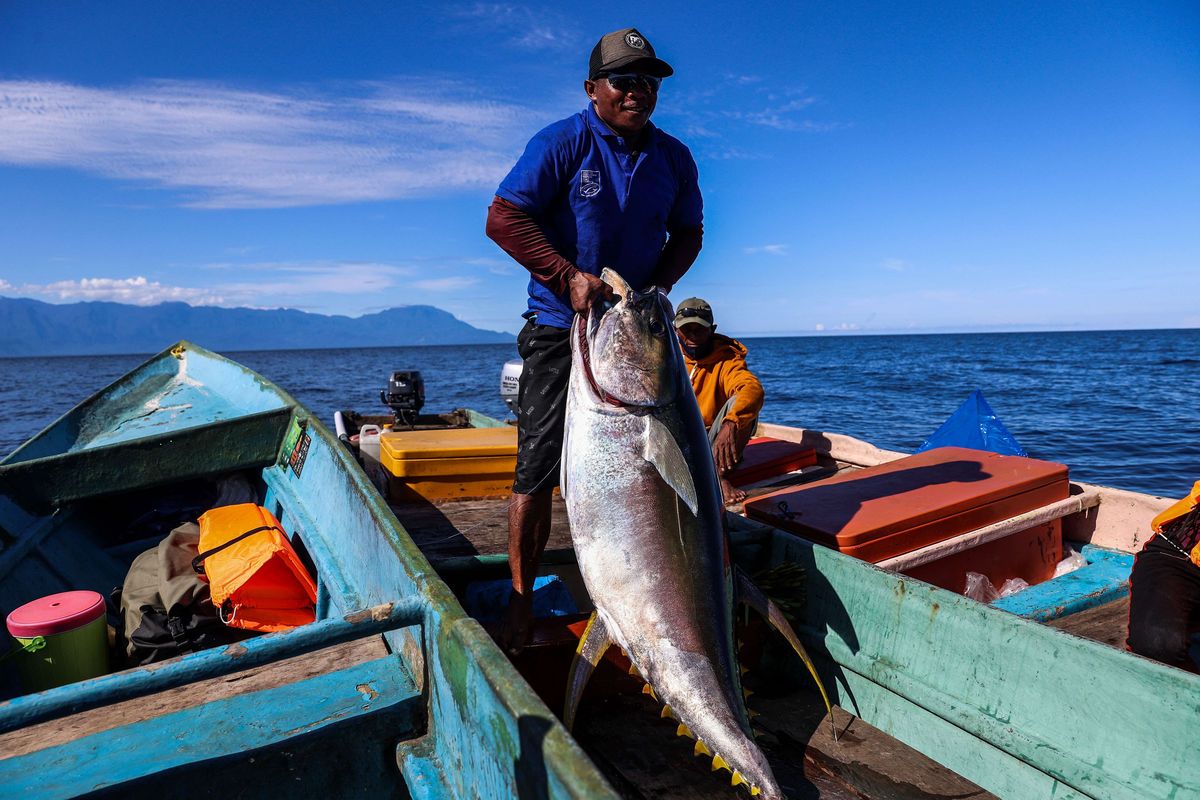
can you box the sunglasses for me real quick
[600,73,662,94]
[675,308,711,321]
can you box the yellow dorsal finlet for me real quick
[642,684,658,700]
[743,688,754,699]
[711,754,730,772]
[628,664,640,677]
[660,705,676,720]
[694,740,711,757]
[731,770,746,787]
[676,723,693,738]
[750,787,761,796]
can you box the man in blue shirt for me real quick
[486,27,703,653]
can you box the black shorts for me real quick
[512,319,572,494]
[1126,535,1200,672]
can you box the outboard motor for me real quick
[381,370,425,428]
[500,359,523,417]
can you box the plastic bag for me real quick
[998,577,1030,598]
[964,572,999,603]
[1053,548,1087,578]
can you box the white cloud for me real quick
[882,258,908,272]
[450,4,578,49]
[0,79,564,209]
[0,262,416,309]
[1,276,226,305]
[204,261,414,300]
[743,244,788,256]
[411,277,481,292]
[663,83,844,145]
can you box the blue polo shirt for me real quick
[496,105,703,329]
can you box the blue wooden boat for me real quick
[2,343,1196,799]
[0,342,613,798]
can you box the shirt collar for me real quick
[585,105,657,150]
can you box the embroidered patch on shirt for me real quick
[579,169,601,198]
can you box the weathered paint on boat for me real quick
[0,342,616,799]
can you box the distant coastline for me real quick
[0,296,512,357]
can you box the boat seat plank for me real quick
[572,686,992,799]
[756,694,997,800]
[1,642,422,796]
[392,495,573,559]
[0,634,388,758]
[992,543,1132,621]
[1048,595,1131,649]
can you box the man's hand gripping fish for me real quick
[561,269,832,799]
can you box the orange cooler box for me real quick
[728,438,818,487]
[744,446,1067,592]
[380,427,517,502]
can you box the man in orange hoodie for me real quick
[674,297,764,504]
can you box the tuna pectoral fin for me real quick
[600,267,631,299]
[564,612,613,732]
[735,569,837,741]
[644,416,699,516]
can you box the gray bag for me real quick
[116,522,236,665]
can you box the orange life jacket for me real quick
[195,504,318,632]
[1151,481,1200,567]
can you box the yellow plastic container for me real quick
[379,427,517,501]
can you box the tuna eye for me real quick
[648,318,665,336]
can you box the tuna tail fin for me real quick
[644,415,699,516]
[735,568,837,741]
[564,612,613,731]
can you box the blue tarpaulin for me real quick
[916,390,1028,457]
[464,575,579,622]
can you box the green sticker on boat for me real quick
[281,417,310,476]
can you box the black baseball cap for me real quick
[674,297,714,329]
[589,28,674,80]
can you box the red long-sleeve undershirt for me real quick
[485,196,703,296]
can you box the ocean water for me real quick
[1,329,1197,499]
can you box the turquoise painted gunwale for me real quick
[752,522,1200,800]
[1,651,422,796]
[0,600,424,733]
[0,341,617,800]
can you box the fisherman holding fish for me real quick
[485,27,703,654]
[674,297,765,505]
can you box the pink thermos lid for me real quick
[6,590,105,637]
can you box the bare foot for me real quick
[720,476,747,506]
[497,589,534,656]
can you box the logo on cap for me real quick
[579,169,601,198]
[625,32,645,50]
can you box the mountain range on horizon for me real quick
[0,297,513,356]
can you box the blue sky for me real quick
[1,1,1197,336]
